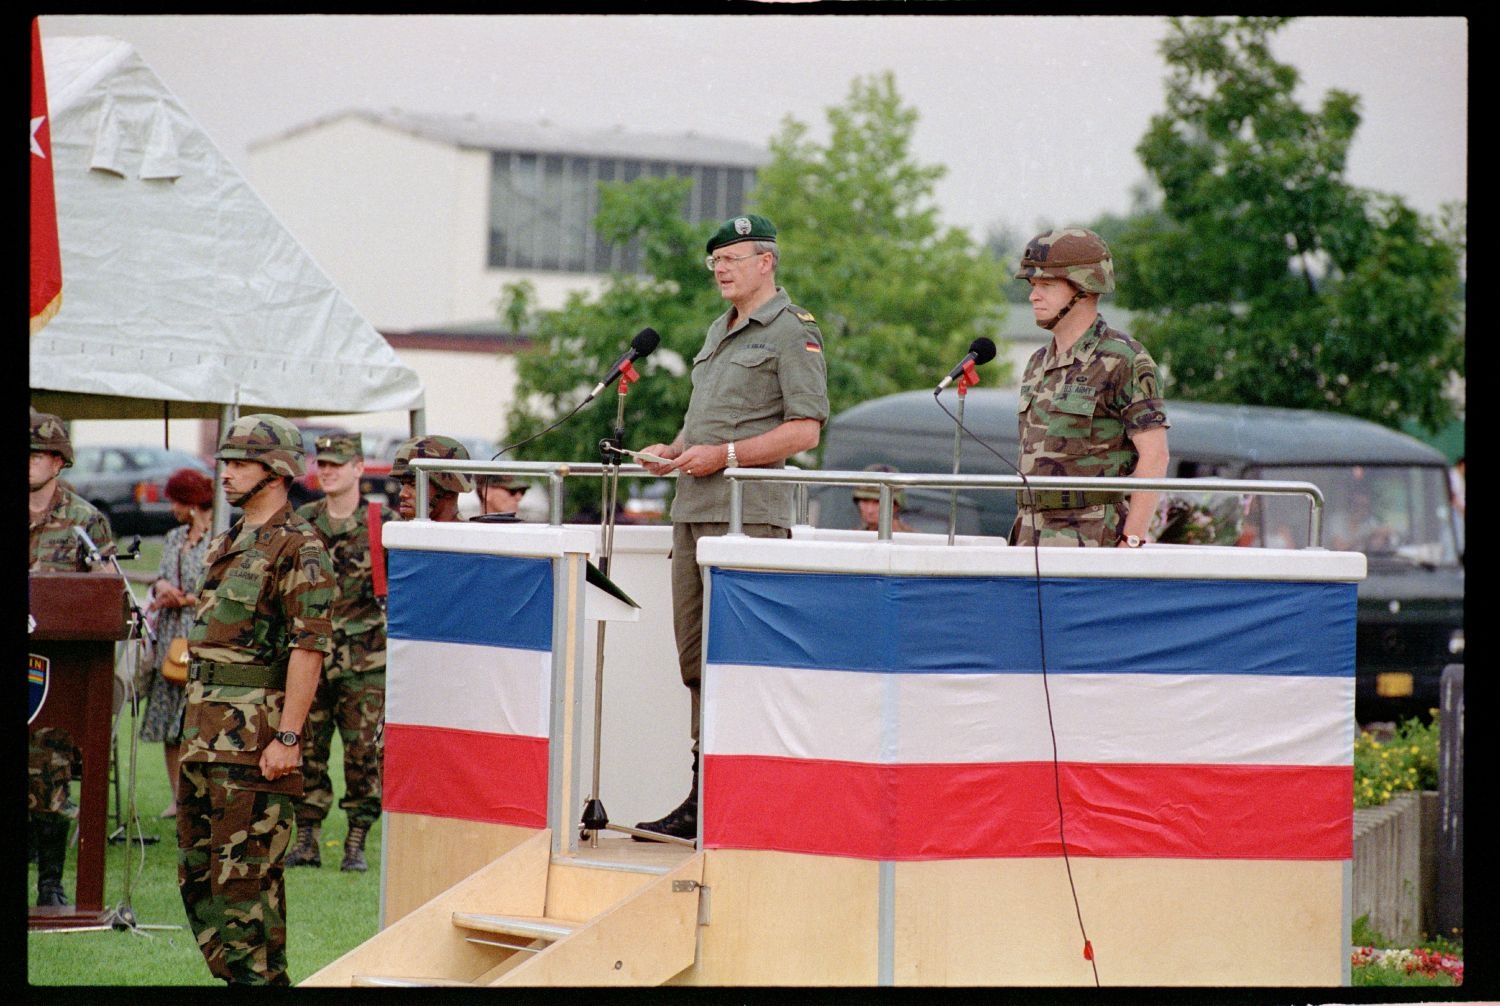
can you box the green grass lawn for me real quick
[32,537,1458,987]
[27,710,382,986]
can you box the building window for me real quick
[488,151,757,274]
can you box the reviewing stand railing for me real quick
[403,459,1326,548]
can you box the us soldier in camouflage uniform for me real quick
[853,464,915,533]
[1010,228,1170,548]
[634,213,829,842]
[177,414,334,985]
[390,434,474,523]
[286,434,397,872]
[28,409,115,907]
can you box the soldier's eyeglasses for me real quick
[705,251,764,271]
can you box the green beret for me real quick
[314,433,361,463]
[706,214,778,254]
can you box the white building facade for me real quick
[236,111,770,443]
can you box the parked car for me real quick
[64,445,214,536]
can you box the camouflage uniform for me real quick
[1009,228,1169,547]
[28,411,114,907]
[177,417,333,986]
[290,493,397,862]
[29,483,115,812]
[1012,315,1169,545]
[390,435,474,495]
[853,464,915,533]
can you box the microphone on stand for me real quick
[72,525,105,568]
[935,337,997,393]
[585,328,661,403]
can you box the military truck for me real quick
[809,389,1464,725]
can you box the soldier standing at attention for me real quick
[285,434,397,872]
[1010,228,1170,548]
[390,435,474,523]
[177,414,333,986]
[28,409,115,908]
[633,213,829,842]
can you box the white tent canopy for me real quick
[30,36,424,422]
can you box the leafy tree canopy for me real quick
[1112,16,1464,432]
[501,71,1010,492]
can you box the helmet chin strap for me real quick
[1039,285,1087,331]
[228,471,280,508]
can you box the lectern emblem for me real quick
[28,653,50,725]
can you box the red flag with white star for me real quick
[31,18,62,335]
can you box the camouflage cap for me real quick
[314,433,361,464]
[30,410,73,466]
[215,413,305,478]
[852,463,905,508]
[391,435,474,494]
[479,472,528,493]
[706,213,777,254]
[1014,227,1115,295]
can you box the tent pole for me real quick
[212,403,238,536]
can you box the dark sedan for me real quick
[64,445,214,536]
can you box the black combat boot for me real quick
[633,752,698,842]
[340,824,369,872]
[285,821,321,868]
[34,815,70,907]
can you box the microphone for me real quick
[936,337,997,392]
[586,328,661,401]
[72,525,104,567]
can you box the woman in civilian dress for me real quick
[140,467,214,818]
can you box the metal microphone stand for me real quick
[947,360,982,545]
[579,360,671,845]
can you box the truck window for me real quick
[1251,465,1460,564]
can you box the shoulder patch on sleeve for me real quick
[794,309,816,323]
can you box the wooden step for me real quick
[351,975,477,987]
[452,912,578,942]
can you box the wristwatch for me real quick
[1123,534,1144,548]
[274,729,301,746]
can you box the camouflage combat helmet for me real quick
[30,410,74,466]
[852,463,905,508]
[1014,227,1115,295]
[391,435,474,494]
[215,413,305,478]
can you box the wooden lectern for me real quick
[28,571,131,930]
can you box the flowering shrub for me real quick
[1353,715,1440,808]
[1352,945,1463,985]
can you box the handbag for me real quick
[159,548,192,686]
[162,637,191,685]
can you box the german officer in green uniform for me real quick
[286,434,397,872]
[28,409,114,907]
[634,213,829,841]
[177,414,334,985]
[1011,227,1170,548]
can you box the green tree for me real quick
[501,72,1010,491]
[499,175,716,483]
[1113,16,1464,431]
[754,72,1010,412]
